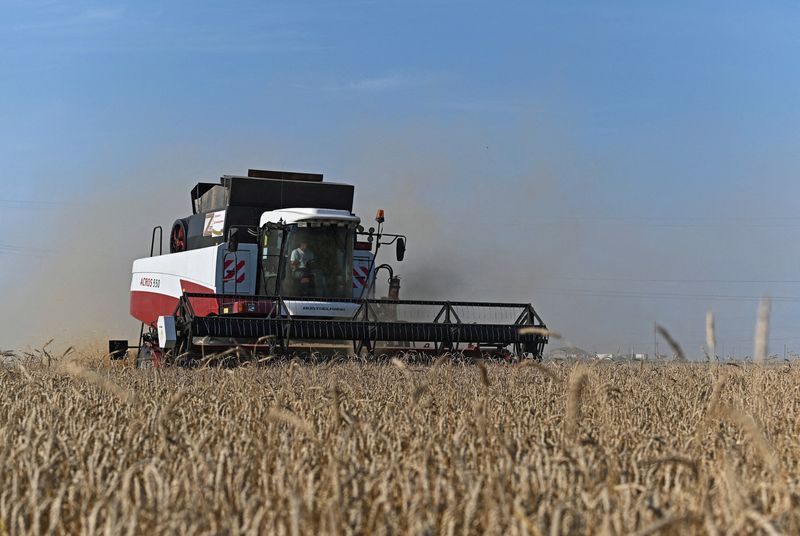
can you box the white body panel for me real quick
[352,250,375,298]
[260,207,360,226]
[281,300,360,318]
[157,316,177,348]
[130,243,258,299]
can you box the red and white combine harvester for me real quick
[109,169,548,366]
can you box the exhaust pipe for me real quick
[388,276,401,300]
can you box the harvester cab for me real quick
[259,208,362,312]
[111,169,547,366]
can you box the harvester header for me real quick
[112,169,548,366]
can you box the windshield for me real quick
[260,223,354,298]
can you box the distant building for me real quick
[546,346,592,360]
[594,353,649,361]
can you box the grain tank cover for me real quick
[189,170,353,215]
[182,169,355,251]
[246,169,322,182]
[223,176,353,212]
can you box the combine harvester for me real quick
[109,169,548,366]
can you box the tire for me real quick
[170,219,188,253]
[136,346,154,369]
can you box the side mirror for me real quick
[396,237,406,262]
[227,228,239,253]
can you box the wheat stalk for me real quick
[720,405,778,472]
[564,366,590,439]
[656,325,686,362]
[706,311,716,363]
[476,360,491,388]
[60,361,135,403]
[518,327,562,339]
[516,360,561,383]
[754,297,770,366]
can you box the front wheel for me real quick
[136,345,155,368]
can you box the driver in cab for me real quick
[290,241,316,295]
[290,241,315,273]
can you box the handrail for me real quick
[150,225,163,257]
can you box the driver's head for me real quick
[300,241,308,250]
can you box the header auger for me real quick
[109,169,548,366]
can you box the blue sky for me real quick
[2,1,800,356]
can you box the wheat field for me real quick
[0,356,798,535]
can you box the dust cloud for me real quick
[0,178,183,350]
[343,118,591,306]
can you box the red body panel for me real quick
[130,279,216,326]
